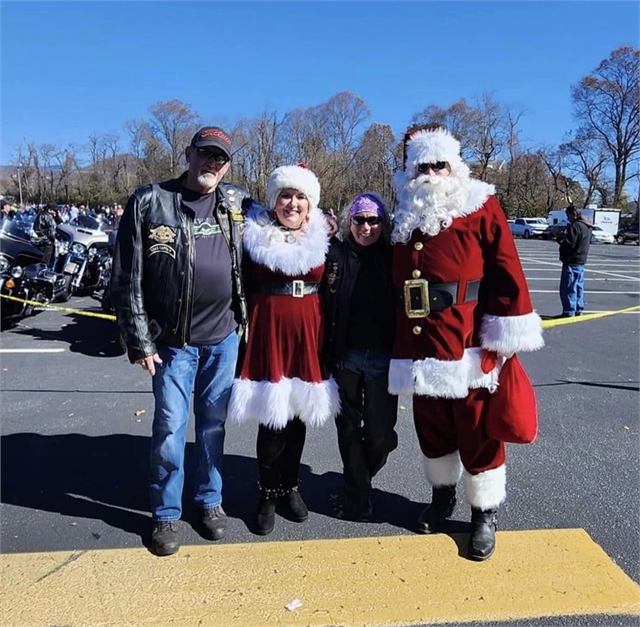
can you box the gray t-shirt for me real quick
[181,187,237,345]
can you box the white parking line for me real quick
[526,277,640,282]
[521,258,640,281]
[530,289,640,294]
[0,348,66,354]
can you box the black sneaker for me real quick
[202,505,228,541]
[151,520,180,556]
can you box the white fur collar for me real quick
[454,179,496,219]
[243,205,329,276]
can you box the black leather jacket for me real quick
[321,236,395,370]
[34,211,57,241]
[111,173,252,363]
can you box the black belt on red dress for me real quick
[257,280,320,297]
[396,279,481,313]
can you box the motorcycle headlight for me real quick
[0,257,9,274]
[71,242,86,255]
[11,266,23,278]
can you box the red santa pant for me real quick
[413,388,505,475]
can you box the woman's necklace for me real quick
[279,223,303,244]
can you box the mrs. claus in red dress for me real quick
[229,164,339,535]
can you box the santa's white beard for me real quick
[391,173,469,244]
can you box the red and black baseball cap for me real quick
[190,126,233,159]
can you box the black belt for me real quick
[257,280,320,298]
[397,279,481,314]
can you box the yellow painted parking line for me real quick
[2,529,639,627]
[542,304,640,328]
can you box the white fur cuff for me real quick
[423,451,463,487]
[463,466,506,510]
[480,311,544,356]
[229,376,340,429]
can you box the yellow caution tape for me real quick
[541,304,640,328]
[0,293,117,321]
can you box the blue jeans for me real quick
[560,263,585,316]
[150,331,239,521]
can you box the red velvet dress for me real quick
[229,206,340,430]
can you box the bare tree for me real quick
[571,46,640,206]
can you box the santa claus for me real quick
[390,125,544,560]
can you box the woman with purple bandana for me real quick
[322,192,398,521]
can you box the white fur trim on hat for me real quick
[463,465,506,510]
[266,165,321,211]
[229,376,340,429]
[404,128,467,174]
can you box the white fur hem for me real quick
[229,376,340,429]
[423,451,463,487]
[463,466,506,510]
[243,205,329,276]
[480,311,544,356]
[389,348,504,398]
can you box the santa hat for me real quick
[403,127,469,178]
[266,164,321,210]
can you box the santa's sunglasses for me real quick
[351,215,383,226]
[195,147,230,165]
[417,161,447,174]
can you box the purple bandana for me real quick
[349,194,384,218]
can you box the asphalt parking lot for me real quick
[1,238,638,627]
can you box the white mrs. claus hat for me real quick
[266,163,321,210]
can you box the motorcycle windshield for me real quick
[0,213,36,243]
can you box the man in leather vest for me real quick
[111,126,252,556]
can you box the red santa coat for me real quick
[389,180,544,399]
[229,205,340,429]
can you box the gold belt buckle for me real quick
[404,279,430,318]
[292,280,305,298]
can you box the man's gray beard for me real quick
[197,171,220,189]
[391,174,468,244]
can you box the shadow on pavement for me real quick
[12,313,125,358]
[1,433,421,547]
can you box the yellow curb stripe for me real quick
[542,304,640,328]
[2,529,639,626]
[0,293,117,321]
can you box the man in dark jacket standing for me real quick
[111,127,252,556]
[558,206,591,317]
[33,203,58,267]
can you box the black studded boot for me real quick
[416,485,457,534]
[256,484,279,536]
[278,482,308,523]
[469,507,498,561]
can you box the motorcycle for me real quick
[0,216,67,325]
[55,213,112,297]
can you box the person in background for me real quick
[557,206,591,318]
[111,126,251,556]
[1,201,15,221]
[322,192,398,522]
[33,202,58,267]
[229,164,339,536]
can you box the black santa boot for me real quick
[416,485,457,534]
[469,507,498,561]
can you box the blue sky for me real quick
[1,1,638,163]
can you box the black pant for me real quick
[335,368,398,496]
[37,240,54,268]
[256,418,306,490]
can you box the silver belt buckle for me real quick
[292,280,304,298]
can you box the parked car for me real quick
[509,218,548,239]
[615,224,639,245]
[590,225,615,244]
[540,224,567,240]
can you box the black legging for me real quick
[256,418,306,490]
[37,240,55,268]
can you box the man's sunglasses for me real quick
[417,161,447,174]
[351,215,383,226]
[195,147,230,164]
